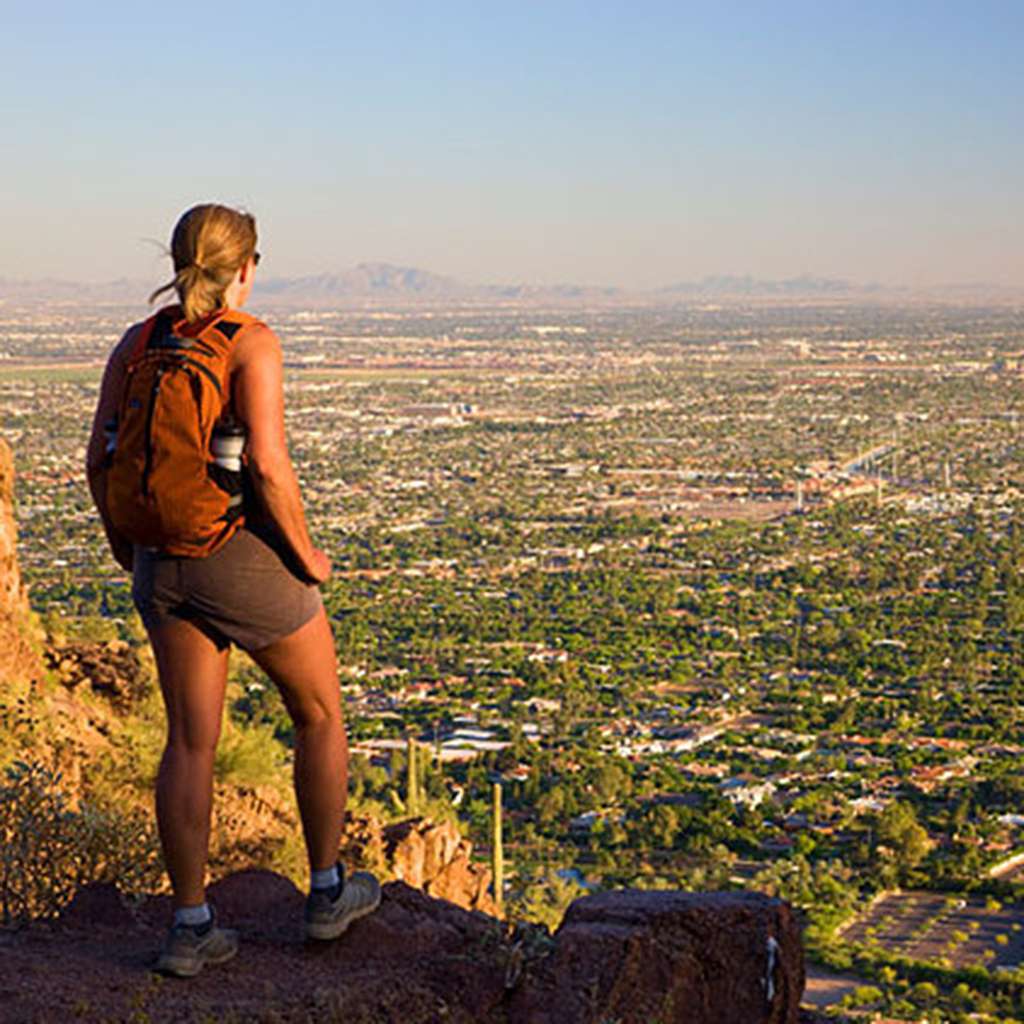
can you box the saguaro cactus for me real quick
[492,781,504,912]
[407,736,419,815]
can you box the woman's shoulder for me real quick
[228,318,282,371]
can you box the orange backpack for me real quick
[106,306,262,557]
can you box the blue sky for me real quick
[1,1,1021,288]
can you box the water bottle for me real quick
[211,422,245,472]
[211,421,246,510]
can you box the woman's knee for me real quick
[290,697,343,733]
[164,726,222,758]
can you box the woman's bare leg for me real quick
[148,618,230,908]
[250,606,347,872]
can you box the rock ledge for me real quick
[0,872,804,1023]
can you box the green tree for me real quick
[875,801,932,882]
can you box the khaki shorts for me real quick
[132,527,322,652]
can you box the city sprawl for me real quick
[6,296,1024,1018]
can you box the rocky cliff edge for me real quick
[0,873,804,1023]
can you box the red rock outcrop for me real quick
[0,438,41,684]
[341,814,499,916]
[382,816,499,916]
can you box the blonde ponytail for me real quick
[149,204,257,322]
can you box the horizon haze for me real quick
[1,261,1020,310]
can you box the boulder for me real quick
[510,889,804,1024]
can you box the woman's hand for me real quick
[303,548,332,584]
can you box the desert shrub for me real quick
[508,866,585,930]
[39,610,121,645]
[214,716,288,788]
[73,681,167,814]
[0,679,38,771]
[846,985,883,1008]
[0,760,162,925]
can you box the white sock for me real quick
[311,865,340,891]
[174,903,211,928]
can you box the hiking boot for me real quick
[155,914,239,978]
[304,865,381,941]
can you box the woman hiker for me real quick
[86,202,379,977]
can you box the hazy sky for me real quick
[1,1,1021,288]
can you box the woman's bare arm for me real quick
[85,328,138,571]
[231,325,330,583]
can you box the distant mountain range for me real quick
[0,263,1014,307]
[657,274,876,296]
[257,264,469,301]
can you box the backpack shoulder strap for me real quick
[127,308,175,366]
[189,310,266,397]
[204,309,266,345]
